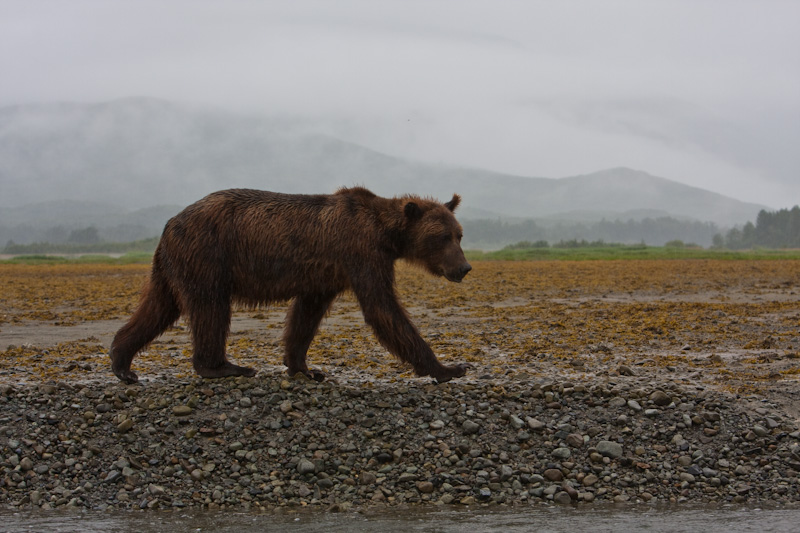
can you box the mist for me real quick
[1,0,798,209]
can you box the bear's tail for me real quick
[110,261,181,383]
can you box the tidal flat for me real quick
[1,260,799,512]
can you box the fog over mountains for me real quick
[0,98,768,246]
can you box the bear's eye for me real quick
[441,233,452,242]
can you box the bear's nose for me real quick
[459,263,472,277]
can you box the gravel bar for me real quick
[2,371,799,512]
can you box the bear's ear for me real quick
[444,194,461,212]
[404,201,423,221]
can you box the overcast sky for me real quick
[1,0,798,208]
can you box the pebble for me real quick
[526,417,545,431]
[552,447,571,460]
[627,400,642,411]
[649,390,671,406]
[172,405,192,416]
[553,491,573,504]
[296,458,317,475]
[0,373,798,513]
[596,441,624,459]
[416,481,434,494]
[543,469,564,482]
[565,433,584,448]
[462,420,480,435]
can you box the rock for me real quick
[416,481,435,493]
[650,391,671,406]
[561,482,578,500]
[552,447,571,460]
[618,365,635,376]
[526,416,545,430]
[462,420,480,435]
[543,468,563,482]
[608,396,627,408]
[296,458,317,475]
[596,440,623,459]
[172,405,192,416]
[627,400,642,411]
[565,433,584,447]
[553,491,572,504]
[104,470,123,484]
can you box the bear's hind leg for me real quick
[283,293,336,381]
[110,275,180,384]
[188,298,256,379]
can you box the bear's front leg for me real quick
[354,279,471,383]
[283,293,336,382]
[188,298,257,380]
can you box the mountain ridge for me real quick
[0,97,768,228]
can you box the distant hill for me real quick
[0,97,768,233]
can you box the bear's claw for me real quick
[114,368,139,384]
[196,362,257,379]
[433,362,473,383]
[288,368,326,382]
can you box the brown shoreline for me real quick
[1,260,799,510]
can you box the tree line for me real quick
[715,206,800,249]
[461,216,721,249]
[4,207,798,254]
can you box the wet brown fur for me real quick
[110,187,472,384]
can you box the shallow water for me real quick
[2,505,800,533]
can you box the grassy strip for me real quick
[1,252,153,265]
[466,246,800,261]
[2,237,159,256]
[4,246,800,265]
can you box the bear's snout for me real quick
[446,262,472,283]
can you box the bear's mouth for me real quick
[443,270,467,283]
[442,262,472,283]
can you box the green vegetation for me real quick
[716,206,800,249]
[466,242,800,261]
[4,235,799,265]
[1,252,154,265]
[2,236,159,256]
[462,216,721,249]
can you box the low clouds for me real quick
[1,0,798,207]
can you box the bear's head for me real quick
[403,194,472,283]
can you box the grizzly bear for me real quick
[110,187,472,384]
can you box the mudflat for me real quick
[1,260,799,510]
